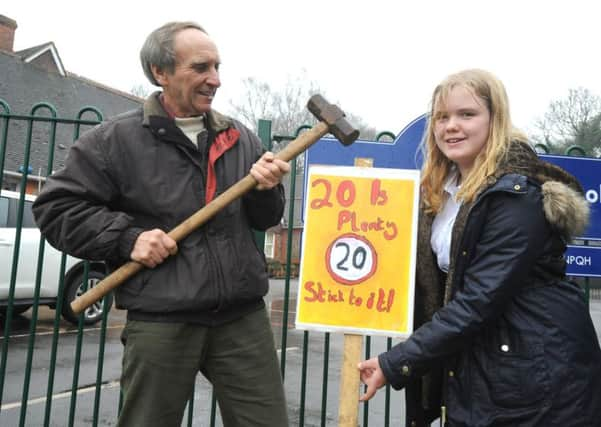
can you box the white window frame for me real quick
[264,231,275,258]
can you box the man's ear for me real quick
[151,64,167,86]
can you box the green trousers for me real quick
[117,307,289,427]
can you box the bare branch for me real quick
[225,71,378,143]
[529,87,601,156]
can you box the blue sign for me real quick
[540,155,601,241]
[305,114,427,170]
[565,245,601,277]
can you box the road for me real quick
[2,281,600,426]
[0,279,405,426]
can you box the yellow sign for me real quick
[295,166,420,337]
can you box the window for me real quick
[0,197,8,227]
[264,232,275,259]
[2,196,36,228]
[21,201,37,228]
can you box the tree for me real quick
[130,84,151,99]
[227,72,378,142]
[531,87,601,157]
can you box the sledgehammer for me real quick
[70,94,359,315]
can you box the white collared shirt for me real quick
[430,173,462,273]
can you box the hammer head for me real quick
[307,94,359,146]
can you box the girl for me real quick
[358,69,601,427]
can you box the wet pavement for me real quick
[1,280,600,426]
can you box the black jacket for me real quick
[380,142,601,426]
[33,93,285,325]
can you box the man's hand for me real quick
[250,151,291,190]
[357,356,387,401]
[130,229,178,268]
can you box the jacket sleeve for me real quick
[238,125,286,231]
[32,125,142,262]
[379,189,550,390]
[243,185,285,231]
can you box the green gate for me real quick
[0,101,406,426]
[1,100,598,426]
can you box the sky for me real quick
[3,1,601,135]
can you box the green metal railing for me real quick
[375,131,395,142]
[20,103,58,427]
[1,99,598,426]
[0,100,105,426]
[44,252,68,427]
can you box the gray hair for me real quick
[140,21,207,86]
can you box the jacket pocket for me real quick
[488,350,547,408]
[217,231,268,305]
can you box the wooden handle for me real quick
[70,121,330,314]
[70,262,143,314]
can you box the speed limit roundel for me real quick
[325,233,378,285]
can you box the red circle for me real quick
[325,233,377,285]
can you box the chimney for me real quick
[0,15,17,53]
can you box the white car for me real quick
[0,189,111,325]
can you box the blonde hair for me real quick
[420,69,527,214]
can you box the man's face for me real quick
[153,28,221,117]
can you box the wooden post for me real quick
[338,156,373,426]
[337,333,363,426]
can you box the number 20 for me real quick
[311,179,356,209]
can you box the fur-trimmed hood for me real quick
[486,141,590,240]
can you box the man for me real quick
[33,21,290,427]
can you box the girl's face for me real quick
[433,86,491,178]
